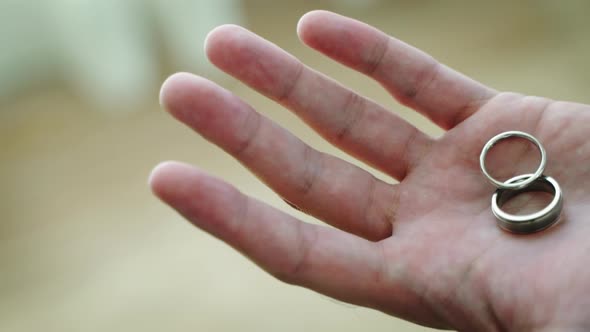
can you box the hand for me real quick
[150,10,590,331]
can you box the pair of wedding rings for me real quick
[480,131,563,234]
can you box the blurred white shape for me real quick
[0,2,56,101]
[0,0,243,113]
[153,0,243,74]
[50,0,157,112]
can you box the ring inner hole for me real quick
[500,191,554,215]
[484,137,541,183]
[498,178,555,215]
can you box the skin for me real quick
[149,10,590,331]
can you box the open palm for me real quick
[150,10,590,331]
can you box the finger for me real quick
[160,73,396,241]
[297,10,497,130]
[204,24,432,179]
[149,161,385,307]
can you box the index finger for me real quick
[297,10,497,130]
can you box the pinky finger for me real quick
[149,161,383,306]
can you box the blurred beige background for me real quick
[2,1,590,331]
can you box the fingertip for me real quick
[159,72,197,112]
[149,161,239,233]
[297,10,339,45]
[204,24,249,64]
[296,10,324,42]
[149,161,197,201]
[159,72,221,125]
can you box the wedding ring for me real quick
[492,174,563,233]
[480,131,546,190]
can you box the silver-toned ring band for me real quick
[480,131,547,190]
[491,174,563,234]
